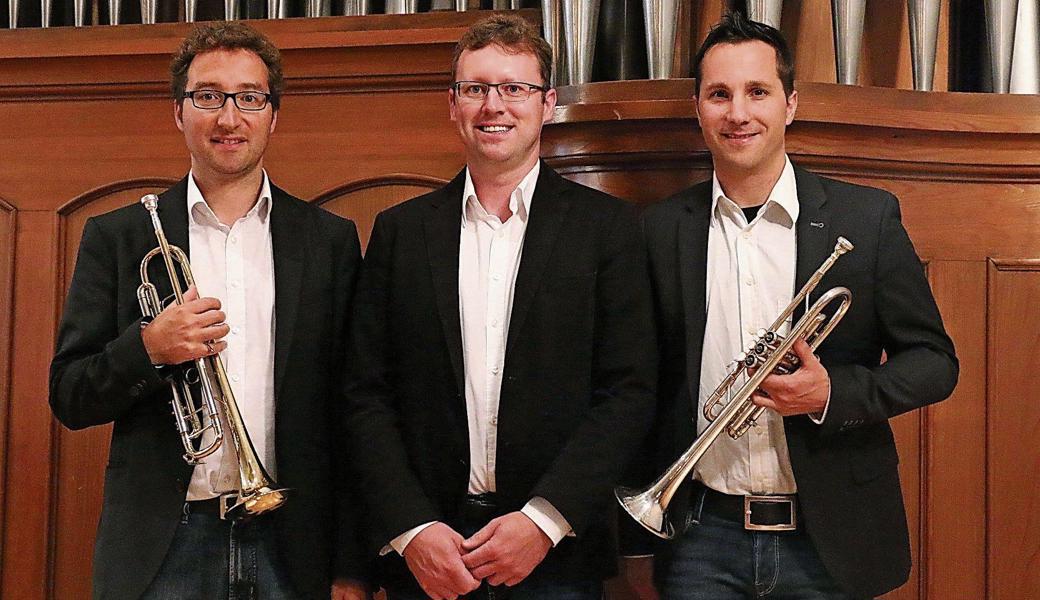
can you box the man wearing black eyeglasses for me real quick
[342,13,657,600]
[50,22,371,600]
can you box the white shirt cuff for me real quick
[382,521,437,556]
[521,497,573,546]
[809,387,832,425]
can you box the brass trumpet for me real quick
[137,193,286,519]
[615,237,854,539]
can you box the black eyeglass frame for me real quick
[183,89,273,111]
[451,81,549,103]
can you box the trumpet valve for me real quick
[774,352,801,374]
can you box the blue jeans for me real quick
[385,579,602,600]
[140,503,301,600]
[656,511,865,600]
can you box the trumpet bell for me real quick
[224,486,289,520]
[614,485,675,540]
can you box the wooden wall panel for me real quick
[314,175,447,251]
[924,260,987,600]
[51,181,175,600]
[3,211,59,599]
[987,260,1040,600]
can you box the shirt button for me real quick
[744,276,755,286]
[742,231,752,239]
[232,326,241,335]
[490,367,500,375]
[230,235,238,244]
[231,374,241,382]
[492,273,502,282]
[490,319,499,328]
[746,327,756,336]
[231,281,239,288]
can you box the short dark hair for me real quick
[170,22,284,111]
[451,14,553,89]
[693,11,795,98]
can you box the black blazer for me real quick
[343,164,658,590]
[627,166,958,598]
[49,178,368,600]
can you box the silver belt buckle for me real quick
[218,492,239,520]
[743,494,797,531]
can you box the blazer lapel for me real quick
[505,164,570,356]
[270,186,305,399]
[793,167,832,323]
[678,183,712,425]
[156,178,191,259]
[424,170,467,395]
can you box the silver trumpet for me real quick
[615,237,854,539]
[137,193,287,519]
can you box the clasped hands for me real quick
[403,512,552,600]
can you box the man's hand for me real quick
[753,338,830,416]
[331,577,373,600]
[403,522,480,600]
[619,556,659,600]
[141,285,230,365]
[460,512,552,587]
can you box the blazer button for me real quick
[128,383,142,398]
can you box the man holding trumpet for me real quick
[621,12,958,600]
[49,23,370,600]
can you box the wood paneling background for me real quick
[0,4,1034,600]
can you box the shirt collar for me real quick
[187,169,273,228]
[710,156,799,227]
[460,161,539,229]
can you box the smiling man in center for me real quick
[343,14,657,600]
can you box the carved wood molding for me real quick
[57,177,180,217]
[0,197,15,568]
[0,11,535,102]
[55,177,179,312]
[988,258,1040,272]
[312,173,448,206]
[547,80,1040,185]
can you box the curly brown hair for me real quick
[451,14,553,88]
[170,22,284,110]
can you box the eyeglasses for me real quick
[452,81,548,103]
[183,89,272,111]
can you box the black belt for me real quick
[185,493,239,520]
[693,482,799,532]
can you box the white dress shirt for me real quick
[694,157,802,495]
[387,162,573,555]
[184,171,277,501]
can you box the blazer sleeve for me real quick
[328,219,377,583]
[341,212,443,547]
[528,202,659,537]
[820,193,959,436]
[49,216,168,430]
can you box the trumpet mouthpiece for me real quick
[140,194,160,212]
[835,236,854,254]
